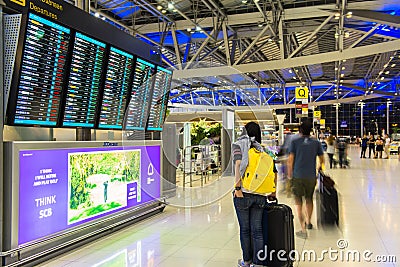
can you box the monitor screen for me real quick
[10,13,71,126]
[146,66,172,131]
[124,58,156,131]
[98,47,134,130]
[62,32,106,128]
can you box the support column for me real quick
[221,108,234,177]
[387,101,391,135]
[335,104,339,136]
[0,0,5,254]
[161,124,177,197]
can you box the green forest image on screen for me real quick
[68,149,141,224]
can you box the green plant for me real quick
[190,119,222,145]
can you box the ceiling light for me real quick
[385,71,390,74]
[242,0,248,3]
[381,77,385,80]
[167,2,174,9]
[157,5,163,10]
[340,80,344,82]
[344,32,350,38]
[95,12,100,17]
[391,63,396,67]
[187,28,191,32]
[346,12,352,18]
[384,64,388,68]
[196,26,202,31]
[343,59,347,62]
[335,67,338,70]
[341,73,344,77]
[161,9,167,13]
[334,12,340,18]
[342,66,346,70]
[288,69,293,73]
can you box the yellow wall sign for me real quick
[314,111,321,118]
[295,87,309,99]
[320,119,325,125]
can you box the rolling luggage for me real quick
[262,201,294,267]
[317,171,339,227]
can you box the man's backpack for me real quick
[242,147,276,194]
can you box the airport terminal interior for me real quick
[1,0,400,266]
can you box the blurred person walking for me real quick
[375,136,384,158]
[336,137,347,168]
[360,134,368,158]
[287,120,324,239]
[326,134,336,169]
[368,135,376,159]
[383,134,391,159]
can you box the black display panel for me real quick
[98,47,134,129]
[11,13,70,126]
[124,58,156,131]
[62,32,106,128]
[146,66,172,131]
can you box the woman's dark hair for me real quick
[243,122,262,143]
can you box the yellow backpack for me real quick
[242,147,276,194]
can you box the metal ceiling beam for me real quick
[222,22,231,65]
[171,6,216,41]
[184,30,215,70]
[137,0,396,33]
[233,24,271,65]
[173,39,400,79]
[171,26,182,69]
[348,24,381,49]
[288,14,334,58]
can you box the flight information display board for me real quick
[146,66,172,131]
[11,13,70,126]
[63,32,106,128]
[124,58,155,131]
[98,47,134,129]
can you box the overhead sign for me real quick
[295,87,309,100]
[314,111,321,118]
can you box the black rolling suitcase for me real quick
[262,201,294,267]
[317,171,339,227]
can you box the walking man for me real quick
[287,120,325,239]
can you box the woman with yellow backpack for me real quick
[232,122,278,267]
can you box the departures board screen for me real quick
[98,47,134,129]
[11,13,70,126]
[124,58,155,131]
[146,66,172,131]
[63,32,106,128]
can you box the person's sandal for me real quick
[296,230,308,239]
[305,223,313,229]
[238,259,252,267]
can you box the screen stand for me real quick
[0,0,5,254]
[76,128,91,141]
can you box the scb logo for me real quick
[39,208,52,219]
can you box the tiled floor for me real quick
[39,146,400,266]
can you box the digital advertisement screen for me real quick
[124,58,155,131]
[13,13,70,126]
[98,47,134,130]
[146,66,172,131]
[18,145,161,245]
[63,32,106,128]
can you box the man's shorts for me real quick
[291,178,317,200]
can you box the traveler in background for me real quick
[336,136,347,168]
[360,134,368,158]
[232,122,278,267]
[287,120,324,239]
[375,136,384,158]
[383,134,391,159]
[368,135,376,158]
[326,134,336,169]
